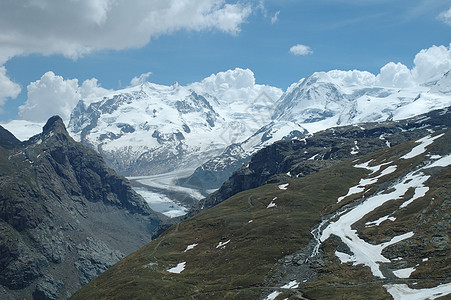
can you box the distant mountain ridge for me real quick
[185,70,451,192]
[68,69,284,176]
[0,116,168,299]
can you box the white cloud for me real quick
[374,44,451,87]
[0,0,253,64]
[376,62,415,88]
[290,44,313,56]
[328,70,376,87]
[0,0,253,114]
[79,78,110,99]
[196,68,256,92]
[437,7,451,25]
[0,66,21,111]
[271,11,280,24]
[412,44,451,83]
[18,72,109,122]
[130,72,152,86]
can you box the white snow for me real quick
[183,244,198,252]
[365,215,396,227]
[278,183,289,190]
[351,141,360,155]
[424,154,451,169]
[384,282,451,300]
[401,133,445,160]
[393,267,416,278]
[216,240,230,249]
[267,197,277,208]
[167,262,186,274]
[281,280,299,289]
[321,165,433,278]
[265,291,282,300]
[337,163,397,203]
[308,153,320,160]
[0,120,44,141]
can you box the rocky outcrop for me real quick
[0,116,168,299]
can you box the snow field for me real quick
[384,282,451,300]
[167,262,186,274]
[401,133,445,160]
[183,244,198,252]
[267,197,277,208]
[278,183,289,190]
[337,162,397,203]
[321,167,432,278]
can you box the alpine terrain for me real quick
[72,107,450,299]
[68,68,451,213]
[0,116,168,299]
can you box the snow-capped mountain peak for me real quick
[68,68,283,176]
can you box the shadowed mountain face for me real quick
[72,108,450,299]
[0,116,168,299]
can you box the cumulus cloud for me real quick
[0,66,21,111]
[437,7,451,25]
[130,72,152,86]
[374,44,451,87]
[328,70,376,87]
[290,44,313,56]
[190,68,283,107]
[0,0,253,64]
[376,62,415,88]
[18,72,109,122]
[197,68,256,91]
[411,44,451,83]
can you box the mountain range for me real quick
[67,68,451,200]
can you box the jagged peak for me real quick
[43,115,67,134]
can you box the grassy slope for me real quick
[72,130,450,299]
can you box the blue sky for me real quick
[1,0,451,122]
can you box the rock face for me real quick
[191,107,451,213]
[0,116,168,299]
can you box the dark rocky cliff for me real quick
[0,116,168,299]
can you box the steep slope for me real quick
[181,70,451,192]
[71,125,450,299]
[192,107,451,213]
[0,116,168,299]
